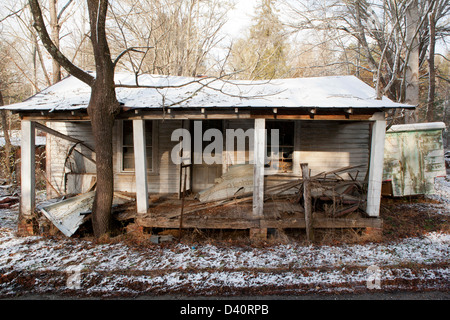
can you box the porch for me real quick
[115,192,382,237]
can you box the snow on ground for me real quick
[0,178,449,297]
[427,177,450,208]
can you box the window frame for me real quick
[265,120,295,174]
[117,120,159,174]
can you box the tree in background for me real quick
[283,0,449,124]
[109,0,231,77]
[230,0,290,79]
[21,0,235,237]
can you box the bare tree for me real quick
[426,0,450,122]
[0,90,12,184]
[108,0,231,77]
[27,0,238,237]
[283,0,449,124]
[29,0,119,237]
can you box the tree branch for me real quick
[57,0,74,21]
[0,6,25,23]
[28,0,94,86]
[113,46,154,69]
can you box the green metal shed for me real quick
[382,122,447,197]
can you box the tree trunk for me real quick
[0,91,12,184]
[49,0,61,83]
[28,0,119,237]
[87,78,117,237]
[426,1,437,122]
[86,0,120,237]
[405,0,420,123]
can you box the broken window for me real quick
[122,120,154,172]
[266,120,294,173]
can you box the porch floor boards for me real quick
[127,194,382,230]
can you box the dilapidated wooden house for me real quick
[3,73,413,238]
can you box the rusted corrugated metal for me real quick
[39,192,133,237]
[383,122,447,197]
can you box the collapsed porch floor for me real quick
[118,194,382,230]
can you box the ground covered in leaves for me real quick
[0,178,449,299]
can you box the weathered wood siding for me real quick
[46,119,370,198]
[47,120,186,196]
[46,121,96,198]
[298,121,370,180]
[224,119,254,167]
[113,120,185,194]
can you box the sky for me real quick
[223,1,258,39]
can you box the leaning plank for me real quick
[35,122,94,152]
[311,164,366,180]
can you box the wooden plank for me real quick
[21,114,90,121]
[35,122,87,146]
[261,217,382,229]
[253,118,265,219]
[136,215,382,229]
[301,163,314,242]
[136,216,260,229]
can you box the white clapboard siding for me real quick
[298,121,370,180]
[224,119,254,167]
[46,121,96,197]
[113,120,186,194]
[48,120,186,195]
[46,119,370,197]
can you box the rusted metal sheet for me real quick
[383,122,447,197]
[39,192,133,237]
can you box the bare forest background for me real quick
[0,0,449,186]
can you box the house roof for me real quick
[2,73,414,112]
[387,122,446,133]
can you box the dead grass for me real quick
[380,196,449,241]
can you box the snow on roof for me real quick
[387,122,446,133]
[2,73,414,112]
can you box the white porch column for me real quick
[366,112,386,217]
[20,120,36,218]
[133,119,149,214]
[253,118,265,218]
[293,121,301,176]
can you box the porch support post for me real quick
[20,120,36,232]
[133,119,149,214]
[253,118,265,218]
[366,112,386,217]
[293,121,301,176]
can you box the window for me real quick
[265,121,294,173]
[122,120,155,172]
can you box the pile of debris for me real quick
[0,181,19,209]
[185,164,367,218]
[37,191,135,237]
